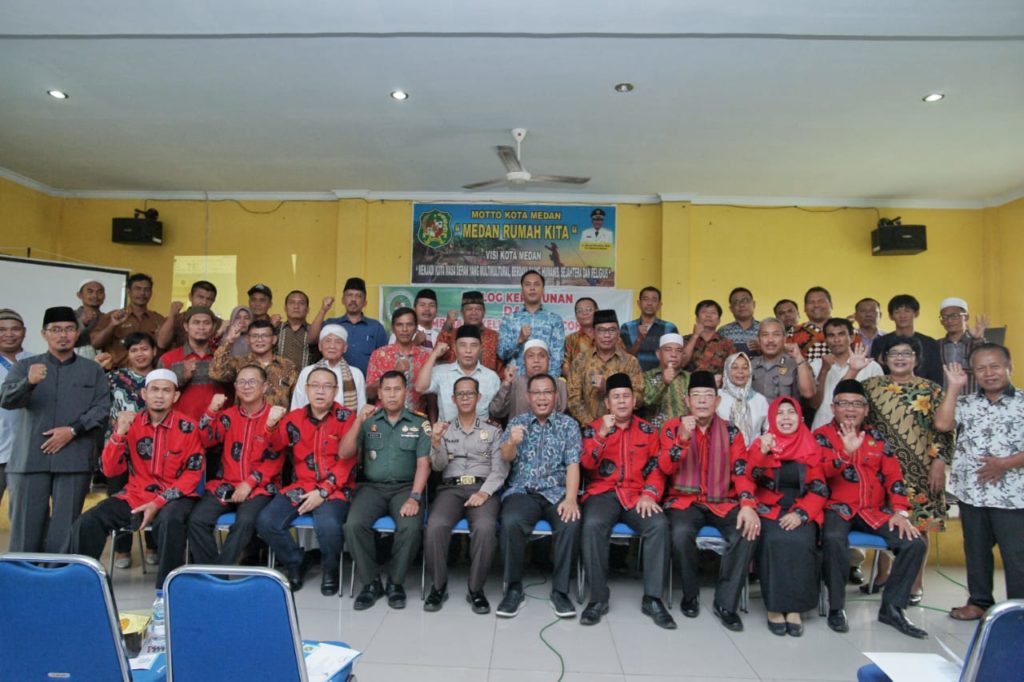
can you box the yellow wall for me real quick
[0,175,1018,359]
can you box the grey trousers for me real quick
[6,471,91,553]
[344,482,423,588]
[424,484,500,593]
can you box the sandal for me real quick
[909,591,923,606]
[949,604,985,621]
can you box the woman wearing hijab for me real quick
[717,352,768,444]
[220,306,252,357]
[746,397,829,636]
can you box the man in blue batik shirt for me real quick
[495,373,581,619]
[498,270,565,378]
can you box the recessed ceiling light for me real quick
[922,92,945,103]
[613,83,634,93]
[47,89,69,100]
[390,90,409,101]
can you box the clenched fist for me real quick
[208,394,229,413]
[266,405,287,428]
[28,363,48,385]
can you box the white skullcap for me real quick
[78,278,104,292]
[659,333,685,348]
[319,324,348,342]
[939,297,968,313]
[145,369,178,387]
[523,339,549,354]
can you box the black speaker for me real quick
[871,225,926,256]
[112,218,163,245]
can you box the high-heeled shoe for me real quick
[909,590,923,606]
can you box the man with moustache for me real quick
[211,319,298,408]
[324,277,388,376]
[853,298,886,357]
[416,325,501,422]
[276,290,332,369]
[620,286,679,372]
[788,287,833,361]
[74,279,106,351]
[810,318,884,430]
[567,309,643,428]
[642,333,690,429]
[390,289,440,350]
[91,273,165,368]
[158,306,219,420]
[366,307,431,411]
[749,318,816,401]
[936,297,987,395]
[490,339,568,422]
[498,270,565,378]
[155,280,220,351]
[291,324,366,412]
[436,291,503,373]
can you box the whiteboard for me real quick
[0,255,129,354]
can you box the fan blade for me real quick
[495,146,523,173]
[527,174,591,185]
[462,178,507,190]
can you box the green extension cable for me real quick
[523,577,568,682]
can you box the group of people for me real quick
[0,271,1020,642]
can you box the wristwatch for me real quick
[409,491,423,503]
[317,487,329,499]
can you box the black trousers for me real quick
[759,518,820,613]
[667,505,755,612]
[581,491,668,603]
[67,496,195,587]
[822,510,926,610]
[187,493,272,565]
[424,484,499,593]
[500,492,580,595]
[959,502,1024,609]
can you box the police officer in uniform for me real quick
[423,376,508,613]
[341,370,431,610]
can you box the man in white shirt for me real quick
[810,318,883,430]
[579,208,613,245]
[0,309,32,503]
[290,325,366,412]
[416,325,500,422]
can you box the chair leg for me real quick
[819,579,828,617]
[108,530,117,576]
[137,530,148,575]
[867,549,883,592]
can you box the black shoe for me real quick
[642,596,677,630]
[496,585,525,618]
[849,566,865,585]
[713,603,744,632]
[786,621,804,637]
[320,570,339,596]
[828,609,849,633]
[767,618,787,636]
[680,597,700,619]
[580,601,609,626]
[354,579,384,610]
[467,590,490,615]
[386,582,407,609]
[424,586,448,612]
[860,579,887,595]
[550,590,576,618]
[878,603,928,639]
[286,557,309,592]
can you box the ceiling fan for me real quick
[462,128,591,190]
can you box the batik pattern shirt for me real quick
[498,306,565,378]
[500,411,581,504]
[365,344,431,412]
[950,386,1024,509]
[788,322,828,361]
[717,320,760,356]
[641,366,689,429]
[683,333,737,375]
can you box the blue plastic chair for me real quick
[164,565,354,682]
[0,552,165,682]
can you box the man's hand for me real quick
[736,506,761,541]
[635,494,662,518]
[40,426,75,454]
[79,307,99,326]
[208,394,229,413]
[661,364,678,384]
[848,345,870,372]
[431,421,449,448]
[270,314,282,328]
[597,413,615,438]
[838,421,864,455]
[412,329,427,347]
[557,497,580,523]
[266,405,287,429]
[169,300,184,316]
[444,310,458,330]
[116,411,136,435]
[182,359,197,382]
[502,363,517,385]
[746,338,760,353]
[784,343,804,363]
[131,501,160,532]
[356,404,378,423]
[779,511,802,531]
[508,424,526,445]
[27,363,48,385]
[589,372,606,392]
[943,363,969,393]
[465,491,490,508]
[297,490,325,515]
[224,320,245,344]
[977,456,1010,485]
[928,458,946,492]
[677,415,697,443]
[400,497,420,517]
[110,309,130,326]
[321,296,335,312]
[431,342,450,359]
[230,481,253,503]
[820,353,835,372]
[971,314,989,339]
[637,324,650,339]
[94,352,114,370]
[393,356,411,373]
[760,432,777,454]
[888,513,921,540]
[517,325,532,345]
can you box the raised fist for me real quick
[27,363,47,385]
[518,325,532,344]
[208,394,229,413]
[509,424,526,445]
[115,410,136,435]
[266,405,287,428]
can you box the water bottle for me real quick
[143,589,166,653]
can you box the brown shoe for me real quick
[949,603,985,621]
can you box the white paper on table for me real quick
[129,653,159,671]
[863,652,960,682]
[304,642,362,681]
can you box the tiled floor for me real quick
[40,536,997,682]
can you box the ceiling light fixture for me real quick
[390,90,409,101]
[613,83,634,93]
[922,92,945,103]
[47,89,69,100]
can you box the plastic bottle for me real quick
[143,589,166,654]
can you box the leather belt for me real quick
[444,475,486,486]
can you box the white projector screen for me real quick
[0,255,129,354]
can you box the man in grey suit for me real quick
[0,306,110,552]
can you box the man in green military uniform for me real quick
[341,370,431,610]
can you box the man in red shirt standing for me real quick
[67,369,204,587]
[158,306,220,420]
[579,373,675,629]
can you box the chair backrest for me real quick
[960,599,1024,682]
[0,552,132,682]
[164,565,307,682]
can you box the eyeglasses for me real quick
[834,400,868,408]
[730,297,752,306]
[595,327,619,335]
[235,379,263,388]
[939,313,967,321]
[454,391,478,399]
[45,325,78,335]
[887,350,916,358]
[529,389,556,396]
[306,382,338,392]
[688,392,717,402]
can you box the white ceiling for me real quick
[2,1,1023,205]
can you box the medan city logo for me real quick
[417,209,453,249]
